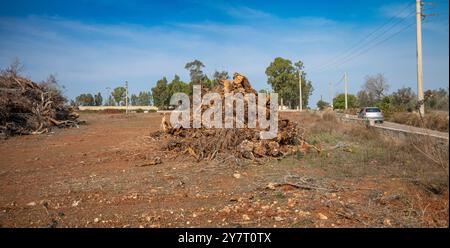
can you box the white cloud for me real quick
[225,6,275,20]
[0,8,448,106]
[379,2,415,18]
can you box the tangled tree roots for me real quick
[151,72,320,162]
[0,72,81,137]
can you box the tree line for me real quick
[151,60,230,109]
[72,89,152,107]
[73,57,315,109]
[151,57,314,109]
[321,73,449,114]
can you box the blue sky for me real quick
[0,0,448,106]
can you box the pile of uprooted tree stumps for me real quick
[0,68,81,137]
[151,72,320,163]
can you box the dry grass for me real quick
[294,112,449,189]
[270,112,449,227]
[407,132,449,178]
[388,111,449,132]
[322,110,337,122]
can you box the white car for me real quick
[358,107,384,123]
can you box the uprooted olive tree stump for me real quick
[150,72,320,163]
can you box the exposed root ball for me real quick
[150,72,318,161]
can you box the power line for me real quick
[310,3,415,73]
[324,22,416,108]
[335,21,416,68]
[331,2,445,70]
[325,21,418,99]
[333,74,345,87]
[315,9,416,73]
[310,3,414,72]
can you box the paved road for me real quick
[342,114,448,141]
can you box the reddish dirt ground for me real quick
[0,113,448,227]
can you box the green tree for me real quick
[424,88,449,111]
[86,93,95,106]
[333,93,357,109]
[151,77,169,108]
[202,75,215,90]
[137,91,152,106]
[75,93,95,106]
[106,95,115,106]
[376,96,393,115]
[168,75,190,97]
[111,87,126,106]
[185,59,205,85]
[130,94,138,106]
[94,92,103,106]
[316,100,329,110]
[265,57,313,109]
[212,70,229,88]
[391,87,416,111]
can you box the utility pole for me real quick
[106,87,111,106]
[125,81,129,115]
[416,0,425,116]
[329,82,333,109]
[344,72,348,110]
[299,71,303,111]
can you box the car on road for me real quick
[358,107,384,123]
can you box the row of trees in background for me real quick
[151,60,230,108]
[73,93,103,106]
[322,73,449,114]
[74,59,230,108]
[151,57,314,109]
[73,88,152,107]
[73,57,315,109]
[130,91,152,106]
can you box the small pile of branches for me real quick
[0,67,80,137]
[151,72,320,162]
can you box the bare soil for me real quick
[0,112,447,227]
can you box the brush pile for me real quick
[0,71,80,137]
[151,73,320,162]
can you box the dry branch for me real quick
[0,73,81,137]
